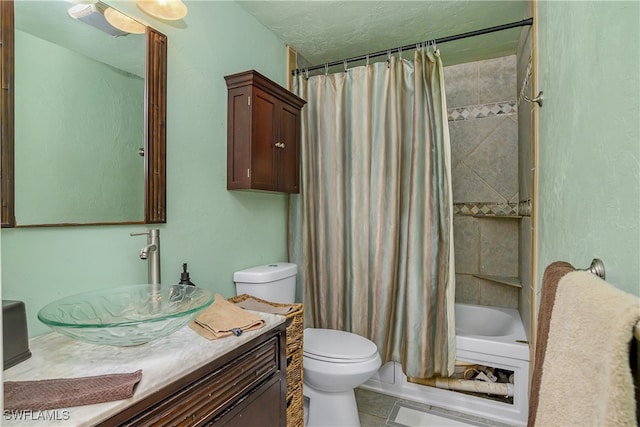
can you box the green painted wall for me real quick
[537,1,640,295]
[7,0,637,339]
[1,1,290,337]
[15,30,144,224]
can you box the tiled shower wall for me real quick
[444,55,521,309]
[517,27,534,338]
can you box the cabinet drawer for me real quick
[214,376,284,427]
[122,337,279,426]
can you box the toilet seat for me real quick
[304,328,378,363]
[302,328,382,426]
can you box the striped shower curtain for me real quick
[289,48,455,378]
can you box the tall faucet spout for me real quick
[139,244,157,260]
[130,229,161,286]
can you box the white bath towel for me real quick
[533,270,639,426]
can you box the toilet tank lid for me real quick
[304,328,378,360]
[233,263,297,283]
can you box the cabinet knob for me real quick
[275,142,286,149]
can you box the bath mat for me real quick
[386,401,498,427]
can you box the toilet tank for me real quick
[233,263,297,304]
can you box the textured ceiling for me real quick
[236,1,530,68]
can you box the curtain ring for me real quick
[398,46,402,59]
[387,49,392,68]
[431,40,437,52]
[366,54,370,66]
[305,68,309,80]
[324,63,329,76]
[344,59,348,73]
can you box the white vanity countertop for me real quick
[3,312,286,426]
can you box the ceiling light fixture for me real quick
[104,7,146,34]
[68,3,127,37]
[136,0,188,21]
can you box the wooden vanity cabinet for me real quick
[100,323,287,427]
[225,70,306,194]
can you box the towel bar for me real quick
[579,258,605,279]
[577,259,640,340]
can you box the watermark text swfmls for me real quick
[3,409,71,421]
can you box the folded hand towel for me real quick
[531,269,640,426]
[191,294,265,340]
[4,370,142,411]
[234,296,295,315]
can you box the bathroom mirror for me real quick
[0,0,166,227]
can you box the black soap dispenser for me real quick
[179,263,195,286]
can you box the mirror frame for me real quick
[0,0,166,228]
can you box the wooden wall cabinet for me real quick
[225,70,306,194]
[100,324,287,426]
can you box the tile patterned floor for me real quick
[355,388,399,426]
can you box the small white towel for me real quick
[534,270,639,426]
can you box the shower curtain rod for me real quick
[291,17,533,75]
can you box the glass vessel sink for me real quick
[38,284,214,346]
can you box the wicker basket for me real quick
[228,294,304,427]
[286,383,304,427]
[286,347,303,389]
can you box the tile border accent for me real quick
[453,201,532,217]
[448,101,517,122]
[454,202,518,217]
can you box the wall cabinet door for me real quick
[225,70,306,194]
[276,101,301,193]
[251,89,279,191]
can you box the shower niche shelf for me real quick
[472,274,522,288]
[471,215,523,219]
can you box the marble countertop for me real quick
[3,312,285,426]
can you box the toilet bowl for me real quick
[303,328,382,427]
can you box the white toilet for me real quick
[233,263,382,427]
[303,328,382,426]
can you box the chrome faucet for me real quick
[130,229,161,286]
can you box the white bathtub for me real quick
[362,303,530,426]
[456,303,530,362]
